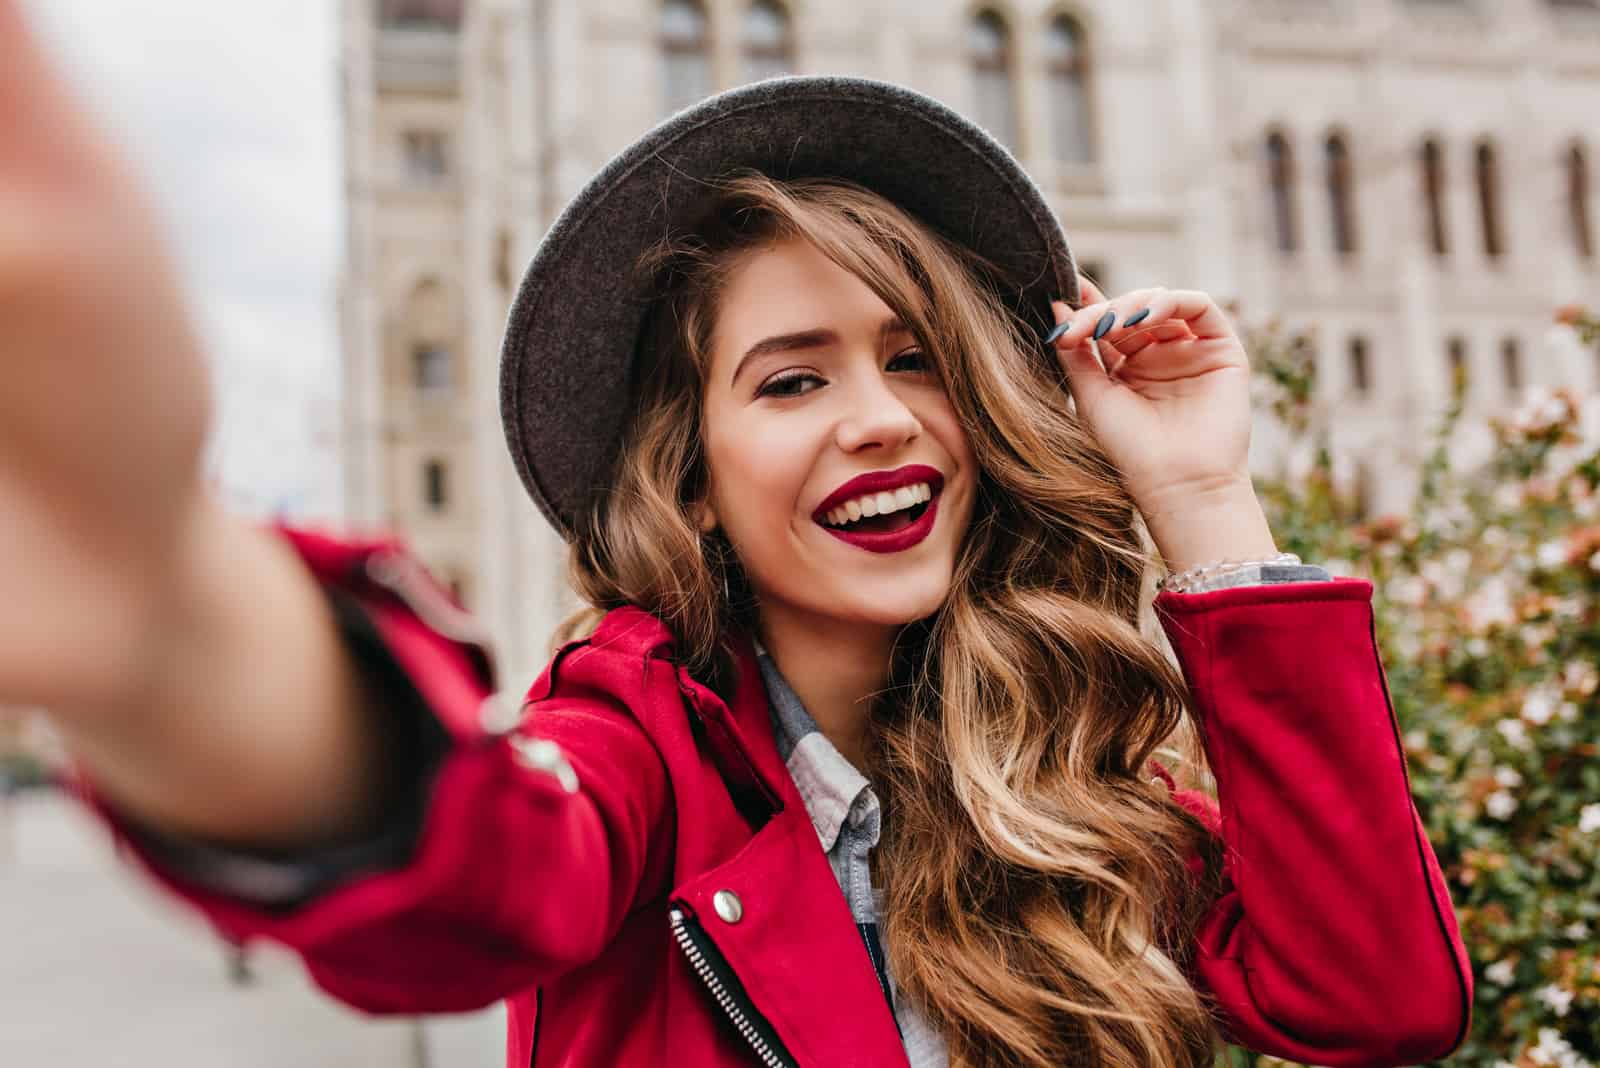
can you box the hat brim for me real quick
[500,76,1077,539]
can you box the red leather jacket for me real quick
[101,527,1472,1067]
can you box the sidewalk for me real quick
[0,791,502,1067]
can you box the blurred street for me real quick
[0,791,503,1067]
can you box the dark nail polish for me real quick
[1092,311,1117,340]
[1043,321,1071,345]
[1124,307,1151,329]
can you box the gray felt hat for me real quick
[500,75,1078,540]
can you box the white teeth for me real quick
[820,481,937,528]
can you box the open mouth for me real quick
[821,498,932,535]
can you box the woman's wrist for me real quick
[1136,475,1277,575]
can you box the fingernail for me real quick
[1042,321,1071,346]
[1123,307,1151,329]
[1092,311,1117,340]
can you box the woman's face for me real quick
[698,237,978,641]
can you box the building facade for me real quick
[340,0,1600,685]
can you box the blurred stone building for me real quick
[338,0,1600,684]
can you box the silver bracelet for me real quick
[1158,553,1302,594]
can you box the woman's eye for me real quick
[757,372,823,398]
[888,348,931,373]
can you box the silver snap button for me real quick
[508,734,579,794]
[712,889,743,924]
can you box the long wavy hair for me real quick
[554,173,1226,1068]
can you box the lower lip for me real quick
[817,495,941,554]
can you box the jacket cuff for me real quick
[80,524,495,909]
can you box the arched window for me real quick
[1569,142,1594,261]
[1421,138,1449,256]
[1266,130,1298,254]
[413,344,452,394]
[742,0,793,83]
[662,0,712,114]
[1348,335,1371,396]
[379,0,461,29]
[423,459,450,512]
[1476,139,1505,260]
[1501,337,1523,393]
[1326,133,1358,256]
[969,10,1018,150]
[1043,13,1093,164]
[1447,335,1469,395]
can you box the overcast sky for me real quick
[25,0,344,520]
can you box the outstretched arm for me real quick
[0,0,396,850]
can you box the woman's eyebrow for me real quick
[731,315,911,386]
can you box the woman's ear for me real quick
[692,499,719,534]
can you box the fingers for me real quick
[1044,287,1236,354]
[1103,323,1191,368]
[1076,273,1108,307]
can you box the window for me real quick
[969,10,1018,150]
[1569,142,1594,260]
[1043,14,1093,164]
[741,0,793,83]
[1476,140,1505,260]
[414,345,451,394]
[1447,336,1469,394]
[662,0,712,114]
[379,0,461,29]
[423,459,449,512]
[1266,130,1298,254]
[1348,336,1371,396]
[402,130,449,182]
[1421,138,1449,256]
[1501,337,1523,393]
[1326,133,1358,256]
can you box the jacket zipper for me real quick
[669,907,800,1068]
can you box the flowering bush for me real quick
[1233,310,1600,1067]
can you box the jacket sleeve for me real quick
[80,524,674,1014]
[1156,578,1473,1068]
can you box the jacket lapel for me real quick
[673,632,911,1068]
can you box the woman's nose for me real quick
[834,377,922,452]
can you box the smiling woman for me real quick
[5,36,1470,1068]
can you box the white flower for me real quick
[1588,548,1600,574]
[1558,701,1579,723]
[1565,921,1591,940]
[1536,985,1575,1017]
[1523,689,1559,725]
[1485,959,1516,985]
[1562,660,1599,695]
[1494,767,1524,789]
[1529,1028,1577,1067]
[1485,790,1518,820]
[1580,803,1600,834]
[1538,540,1569,569]
[1465,577,1516,630]
[1496,718,1532,750]
[1467,637,1491,658]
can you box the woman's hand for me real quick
[1046,278,1276,572]
[0,1,214,709]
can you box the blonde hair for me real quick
[555,174,1225,1068]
